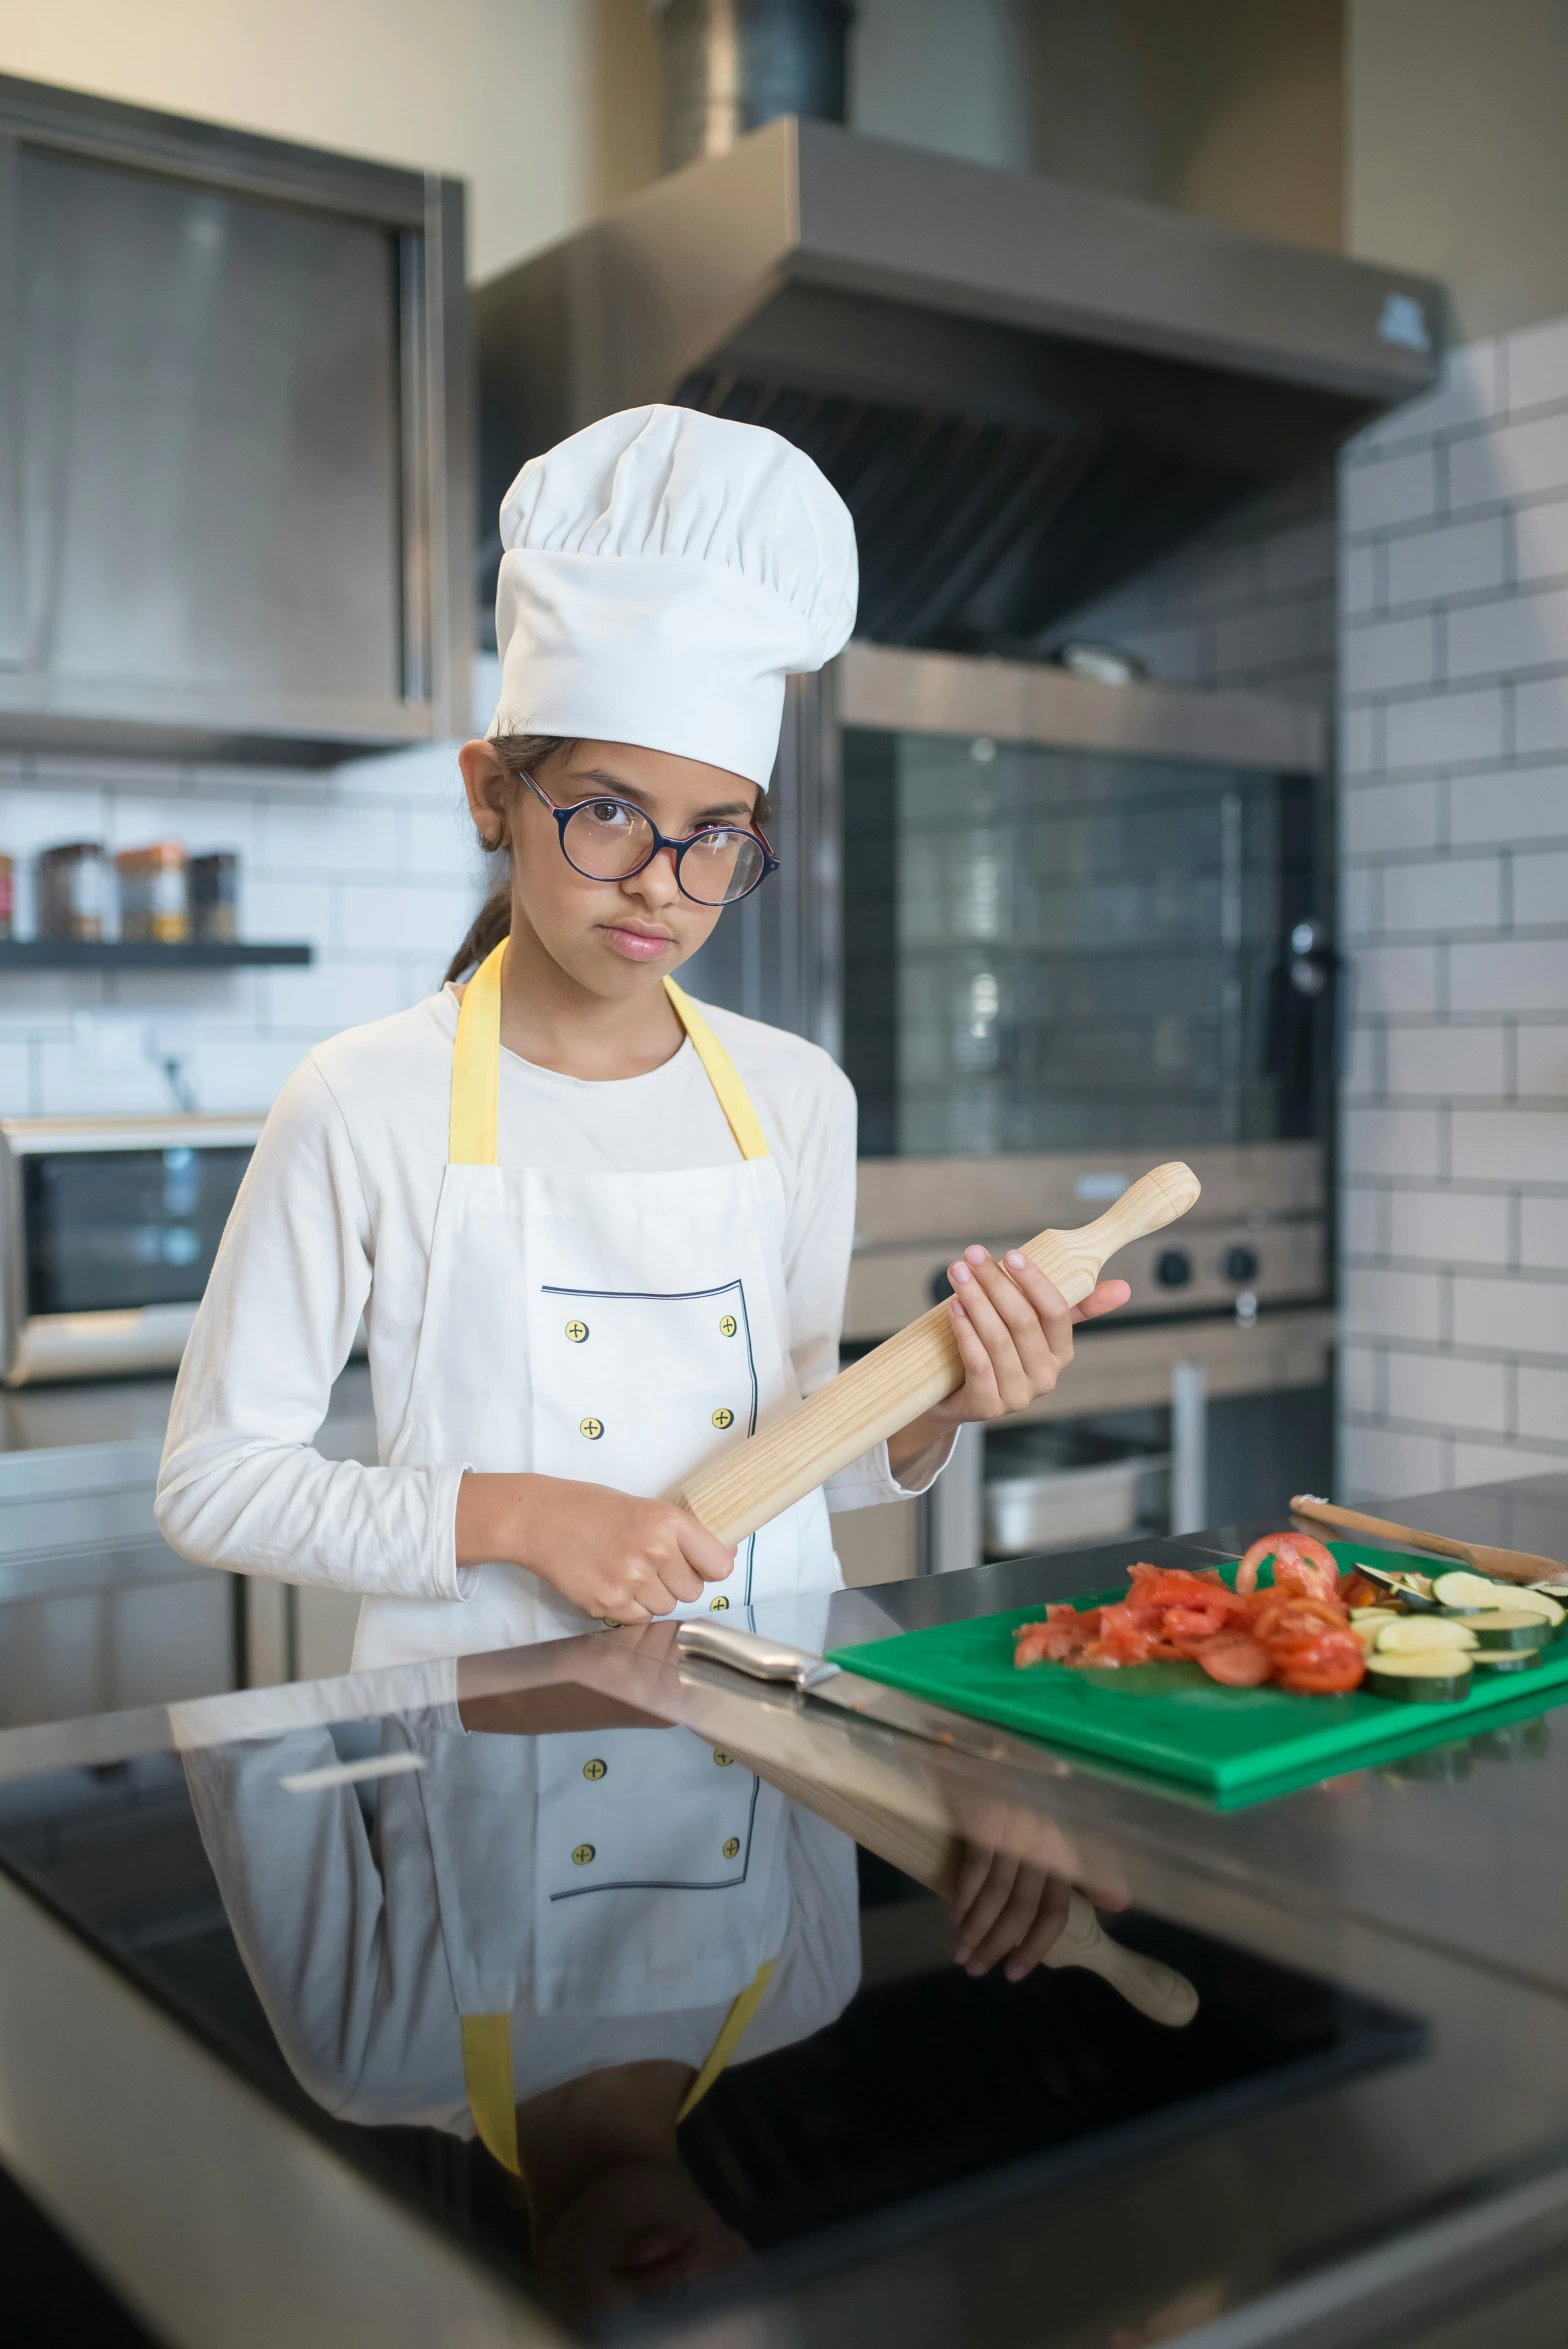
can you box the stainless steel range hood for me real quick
[478,115,1443,653]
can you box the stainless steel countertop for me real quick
[3,1475,1568,2349]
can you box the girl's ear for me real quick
[459,739,509,851]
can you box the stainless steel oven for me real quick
[685,644,1336,1570]
[0,1115,262,1385]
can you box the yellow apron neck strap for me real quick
[663,978,770,1163]
[460,1959,774,2175]
[447,944,770,1169]
[461,2012,522,2177]
[448,940,505,1166]
[676,1958,774,2123]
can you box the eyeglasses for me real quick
[518,769,779,907]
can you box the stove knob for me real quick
[1222,1244,1260,1284]
[1155,1248,1192,1289]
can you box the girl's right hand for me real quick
[456,1471,736,1623]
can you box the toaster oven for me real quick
[0,1115,263,1385]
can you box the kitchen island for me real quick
[1,1474,1567,2349]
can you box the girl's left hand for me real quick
[931,1247,1129,1427]
[885,1249,1129,1489]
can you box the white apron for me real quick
[410,1718,789,2176]
[352,942,841,1672]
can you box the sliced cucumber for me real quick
[1432,1571,1512,1612]
[1472,1646,1546,1675]
[1375,1616,1477,1656]
[1366,1651,1474,1703]
[1467,1610,1552,1651]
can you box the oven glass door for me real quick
[843,726,1319,1158]
[22,1145,255,1316]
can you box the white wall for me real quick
[1339,322,1568,1496]
[0,0,663,281]
[1348,0,1568,340]
[0,672,497,1117]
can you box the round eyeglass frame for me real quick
[518,767,779,907]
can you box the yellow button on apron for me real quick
[571,1844,595,1867]
[722,1837,741,1859]
[712,1407,734,1429]
[712,1749,733,1767]
[709,1594,730,1611]
[580,1417,604,1440]
[719,1314,737,1337]
[582,1758,607,1781]
[565,1319,588,1343]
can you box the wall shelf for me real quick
[0,942,313,970]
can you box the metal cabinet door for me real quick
[12,143,403,716]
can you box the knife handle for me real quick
[673,1617,838,1689]
[1046,1895,1199,2028]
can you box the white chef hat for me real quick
[488,404,858,787]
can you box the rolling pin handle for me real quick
[1045,1894,1200,2028]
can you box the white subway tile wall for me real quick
[1341,320,1568,1496]
[0,658,500,1119]
[1043,465,1338,715]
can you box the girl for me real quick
[157,405,1128,1669]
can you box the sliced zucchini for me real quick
[1375,1616,1477,1656]
[1431,1572,1564,1625]
[1432,1570,1512,1612]
[1357,1565,1441,1610]
[1472,1646,1546,1675]
[1467,1610,1552,1652]
[1350,1606,1401,1624]
[1365,1651,1474,1703]
[1491,1587,1564,1627]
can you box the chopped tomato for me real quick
[1251,1595,1349,1648]
[1014,1536,1362,1698]
[1192,1634,1273,1687]
[1271,1630,1365,1695]
[1125,1567,1234,1608]
[1163,1604,1233,1641]
[1234,1532,1341,1601]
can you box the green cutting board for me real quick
[829,1545,1568,1807]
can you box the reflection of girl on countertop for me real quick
[157,405,1128,1669]
[180,1685,860,2322]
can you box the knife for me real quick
[673,1616,1047,1768]
[673,1618,1198,2028]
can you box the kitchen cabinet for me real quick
[0,74,471,762]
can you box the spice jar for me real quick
[37,843,110,941]
[0,854,13,941]
[189,852,239,944]
[116,843,189,944]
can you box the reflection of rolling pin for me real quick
[730,1747,1199,2030]
[678,1161,1202,1545]
[1046,1895,1199,2027]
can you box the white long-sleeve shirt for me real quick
[157,986,927,1622]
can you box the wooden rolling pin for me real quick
[1290,1493,1568,1587]
[679,1161,1201,1545]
